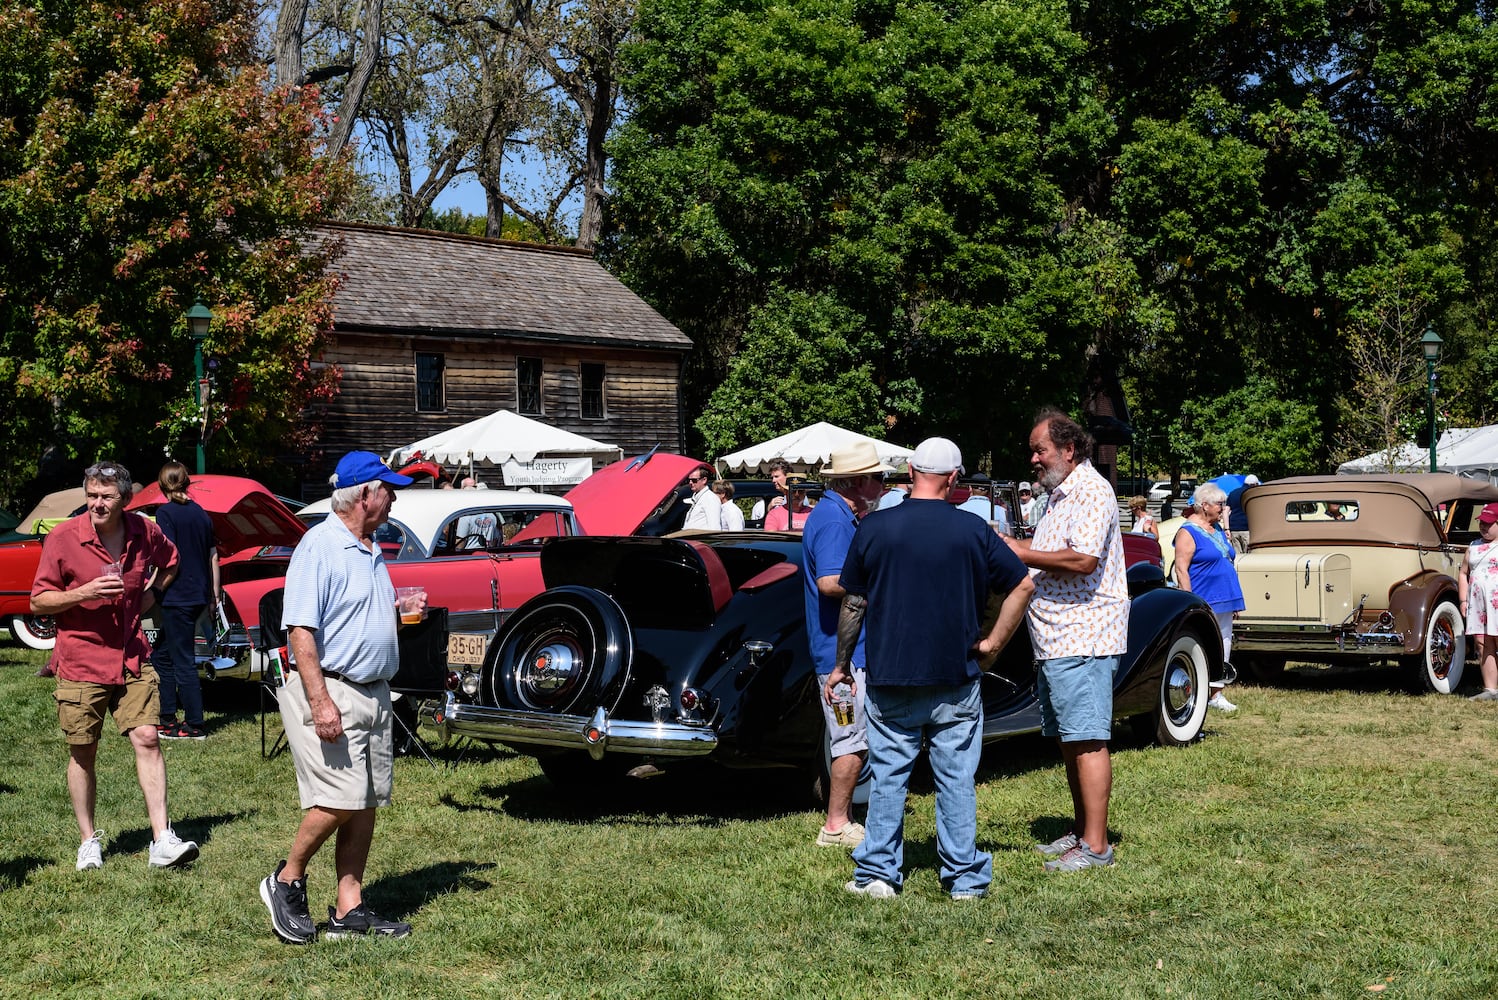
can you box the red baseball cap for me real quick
[1479,502,1498,524]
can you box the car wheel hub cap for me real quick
[516,637,585,707]
[1165,662,1195,721]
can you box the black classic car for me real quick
[432,530,1226,792]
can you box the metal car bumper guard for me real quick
[1234,623,1406,653]
[435,692,719,759]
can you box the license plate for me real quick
[448,632,488,666]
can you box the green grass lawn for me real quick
[2,645,1496,999]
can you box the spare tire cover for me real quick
[485,585,633,715]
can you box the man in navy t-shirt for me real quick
[826,437,1033,900]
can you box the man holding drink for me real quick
[31,460,199,871]
[801,442,892,847]
[260,451,420,944]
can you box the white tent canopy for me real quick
[388,410,622,486]
[715,421,914,474]
[1337,425,1498,481]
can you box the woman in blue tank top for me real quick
[1172,482,1245,712]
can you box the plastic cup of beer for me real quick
[396,586,426,624]
[101,562,123,601]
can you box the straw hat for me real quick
[820,441,896,476]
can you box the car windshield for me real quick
[1282,500,1360,522]
[436,507,573,555]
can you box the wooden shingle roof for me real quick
[321,222,693,352]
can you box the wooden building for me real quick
[300,222,692,491]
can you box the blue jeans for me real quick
[852,679,991,896]
[151,603,206,726]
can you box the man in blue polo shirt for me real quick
[801,441,892,847]
[826,437,1033,900]
[260,452,421,945]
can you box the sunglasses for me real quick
[688,475,707,483]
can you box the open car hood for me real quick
[129,475,307,555]
[564,451,705,536]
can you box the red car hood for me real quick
[564,451,706,536]
[129,475,306,555]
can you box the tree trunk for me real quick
[325,0,384,159]
[272,0,311,87]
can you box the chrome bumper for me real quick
[433,692,719,759]
[1233,623,1409,654]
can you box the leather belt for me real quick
[321,669,365,686]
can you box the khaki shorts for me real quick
[278,673,394,811]
[55,670,161,744]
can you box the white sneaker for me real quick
[76,833,104,871]
[148,827,200,868]
[844,878,897,899]
[1208,692,1238,712]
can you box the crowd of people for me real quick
[31,410,1266,932]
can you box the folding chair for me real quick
[256,589,290,759]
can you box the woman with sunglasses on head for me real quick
[1172,482,1245,712]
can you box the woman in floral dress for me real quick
[1459,502,1498,700]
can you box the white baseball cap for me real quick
[910,437,964,475]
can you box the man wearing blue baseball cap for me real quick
[261,451,418,944]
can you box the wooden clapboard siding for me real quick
[292,222,692,494]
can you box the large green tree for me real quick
[0,0,353,502]
[607,0,1112,465]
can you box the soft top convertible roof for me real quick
[1244,474,1498,547]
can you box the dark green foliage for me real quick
[606,0,1498,476]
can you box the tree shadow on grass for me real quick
[450,765,813,827]
[0,855,51,888]
[109,809,253,857]
[1255,660,1431,696]
[362,861,498,921]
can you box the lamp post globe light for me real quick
[1421,325,1443,474]
[186,297,213,474]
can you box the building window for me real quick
[517,356,542,414]
[416,352,445,412]
[581,362,605,419]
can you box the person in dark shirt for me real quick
[826,437,1033,900]
[150,461,219,740]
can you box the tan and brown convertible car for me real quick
[1233,474,1498,693]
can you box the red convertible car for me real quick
[191,452,706,677]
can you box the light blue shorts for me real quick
[1037,655,1120,743]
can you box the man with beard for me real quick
[1006,410,1129,872]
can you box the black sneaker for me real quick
[325,903,412,940]
[260,860,316,945]
[158,722,186,739]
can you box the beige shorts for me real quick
[55,670,161,744]
[278,673,394,811]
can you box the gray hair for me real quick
[84,461,133,502]
[1192,482,1228,506]
[328,473,377,513]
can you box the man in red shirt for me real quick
[31,461,198,871]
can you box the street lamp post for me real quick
[1421,325,1443,473]
[186,297,213,474]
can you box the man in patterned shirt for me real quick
[1006,410,1130,872]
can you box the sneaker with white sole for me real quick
[149,827,200,868]
[324,903,412,939]
[76,832,104,871]
[1035,830,1080,856]
[815,821,866,847]
[261,860,317,945]
[1470,689,1498,702]
[1043,842,1115,872]
[1207,692,1238,712]
[844,878,898,899]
